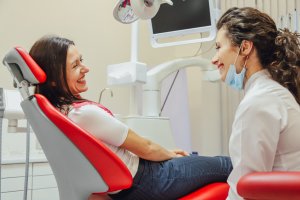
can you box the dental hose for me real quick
[23,121,30,200]
[0,88,4,200]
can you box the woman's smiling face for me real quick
[211,27,242,81]
[66,45,90,96]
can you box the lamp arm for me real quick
[142,57,215,117]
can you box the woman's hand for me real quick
[121,129,187,161]
[171,149,189,157]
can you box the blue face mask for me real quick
[225,44,248,90]
[225,65,246,90]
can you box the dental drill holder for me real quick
[107,61,147,86]
[107,60,177,149]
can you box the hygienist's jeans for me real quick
[109,155,232,200]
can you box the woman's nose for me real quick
[81,65,90,73]
[211,54,218,65]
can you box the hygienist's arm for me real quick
[120,129,187,161]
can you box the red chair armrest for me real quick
[179,182,229,200]
[237,171,300,200]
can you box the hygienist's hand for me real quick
[172,149,189,157]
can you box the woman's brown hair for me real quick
[29,35,84,111]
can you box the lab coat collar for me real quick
[244,69,270,93]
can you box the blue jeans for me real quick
[109,155,232,200]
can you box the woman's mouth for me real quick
[78,77,85,83]
[217,64,224,71]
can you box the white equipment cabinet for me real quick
[1,162,58,200]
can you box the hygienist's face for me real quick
[66,45,90,95]
[211,28,242,81]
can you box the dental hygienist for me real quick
[211,7,300,200]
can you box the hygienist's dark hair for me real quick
[217,7,300,105]
[29,35,85,112]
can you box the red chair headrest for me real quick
[3,47,46,84]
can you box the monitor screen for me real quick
[149,0,216,48]
[152,0,211,34]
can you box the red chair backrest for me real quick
[3,47,133,193]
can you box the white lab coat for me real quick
[227,70,300,200]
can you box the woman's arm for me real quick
[120,129,188,161]
[68,104,188,161]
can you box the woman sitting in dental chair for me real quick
[29,35,232,200]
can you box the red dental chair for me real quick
[2,47,229,200]
[4,47,300,200]
[237,171,300,200]
[3,47,132,200]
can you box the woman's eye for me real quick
[73,60,83,68]
[73,64,78,68]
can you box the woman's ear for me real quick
[51,82,57,86]
[241,40,253,56]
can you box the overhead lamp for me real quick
[113,0,173,24]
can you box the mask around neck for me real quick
[225,64,246,90]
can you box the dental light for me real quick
[113,0,173,24]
